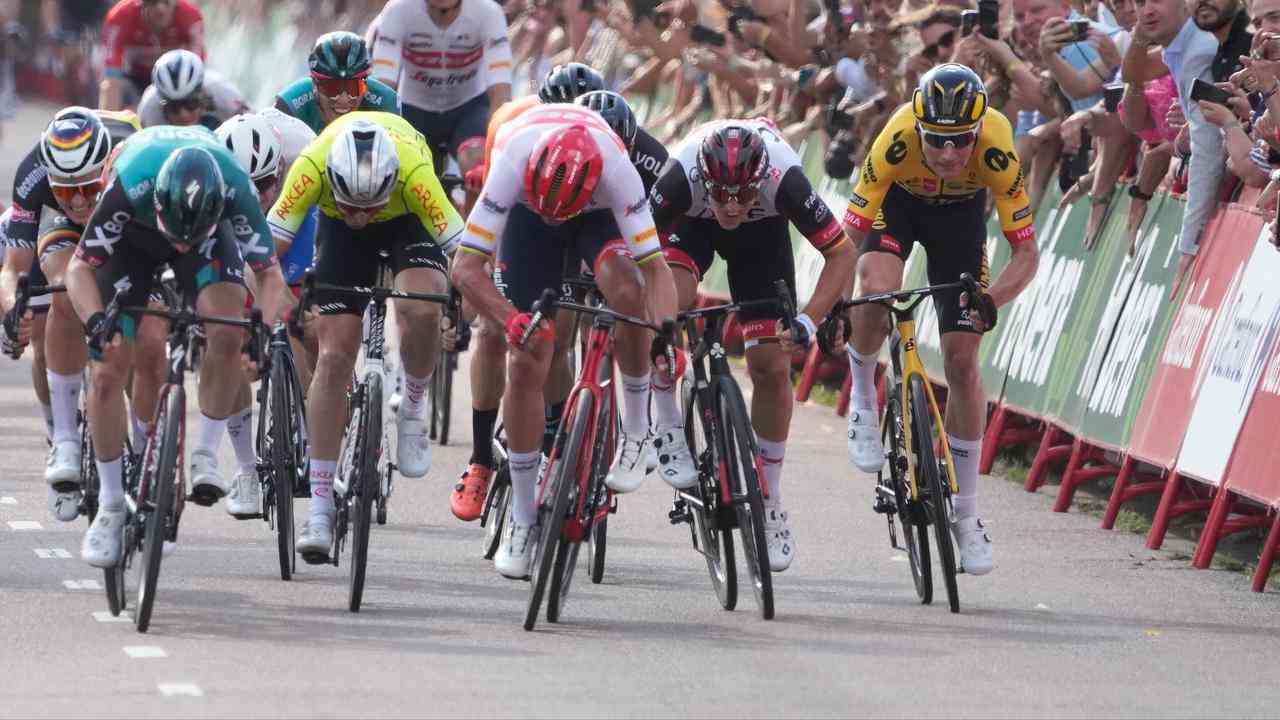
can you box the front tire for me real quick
[910,376,958,613]
[135,386,181,633]
[348,374,382,613]
[718,378,773,620]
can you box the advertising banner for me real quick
[1176,219,1280,485]
[1222,332,1280,505]
[1127,208,1260,468]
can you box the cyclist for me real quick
[649,120,856,572]
[137,49,248,129]
[446,64,607,522]
[68,125,293,568]
[99,0,205,111]
[1,107,145,521]
[840,64,1041,576]
[213,111,319,517]
[266,112,463,563]
[275,32,401,135]
[368,0,512,185]
[451,101,682,579]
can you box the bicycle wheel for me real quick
[135,386,181,633]
[438,354,454,446]
[482,464,510,560]
[882,388,931,604]
[718,377,774,620]
[80,411,100,522]
[589,514,607,585]
[525,392,589,631]
[550,389,611,619]
[270,349,303,581]
[683,379,736,610]
[348,373,382,613]
[909,376,958,613]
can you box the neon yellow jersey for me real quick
[267,111,463,251]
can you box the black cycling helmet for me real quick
[912,63,988,131]
[154,146,226,246]
[576,90,638,152]
[538,62,605,103]
[696,124,769,196]
[309,30,371,79]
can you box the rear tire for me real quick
[910,376,958,613]
[348,374,382,613]
[482,467,510,560]
[438,354,454,446]
[718,378,773,620]
[136,387,181,634]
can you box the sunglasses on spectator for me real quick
[49,178,104,208]
[162,96,203,115]
[703,182,760,205]
[922,30,956,60]
[312,75,367,100]
[918,125,979,149]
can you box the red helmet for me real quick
[696,124,770,203]
[524,124,603,221]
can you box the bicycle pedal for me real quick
[872,497,896,515]
[188,488,223,507]
[300,550,330,566]
[668,500,688,525]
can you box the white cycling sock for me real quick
[47,371,81,444]
[40,402,54,441]
[620,372,651,436]
[847,343,878,411]
[130,412,149,451]
[650,372,682,429]
[400,371,430,420]
[757,435,785,507]
[97,456,125,511]
[508,450,541,526]
[309,459,336,516]
[226,407,256,472]
[949,434,982,519]
[192,413,227,456]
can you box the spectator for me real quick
[99,0,205,111]
[1033,0,1128,113]
[1193,0,1251,82]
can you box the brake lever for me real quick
[520,288,558,347]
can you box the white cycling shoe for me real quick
[652,426,698,490]
[189,449,229,506]
[847,406,884,473]
[225,467,262,519]
[952,515,994,575]
[44,439,81,492]
[604,432,650,494]
[396,417,432,479]
[298,512,334,565]
[495,518,538,579]
[81,506,127,568]
[764,504,795,572]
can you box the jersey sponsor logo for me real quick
[489,36,510,48]
[921,177,938,193]
[878,234,902,254]
[1012,205,1032,222]
[403,43,483,70]
[128,179,153,201]
[633,152,662,175]
[885,131,908,165]
[843,208,871,232]
[625,195,649,217]
[231,213,272,258]
[85,210,132,256]
[861,155,877,184]
[810,220,842,249]
[151,126,210,143]
[481,197,509,215]
[411,183,453,235]
[1008,224,1035,244]
[16,166,47,201]
[984,147,1010,173]
[1006,167,1025,197]
[10,205,36,223]
[848,192,868,208]
[871,212,886,231]
[275,173,315,220]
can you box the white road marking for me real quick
[92,611,131,623]
[0,496,16,505]
[1034,603,1051,611]
[157,683,204,698]
[63,578,102,590]
[34,548,72,559]
[124,646,167,659]
[820,424,834,433]
[890,554,907,562]
[8,520,42,530]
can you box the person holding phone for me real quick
[1022,0,1130,112]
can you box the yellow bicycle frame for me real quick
[890,314,960,500]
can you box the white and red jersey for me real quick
[101,0,205,87]
[462,104,661,263]
[369,0,514,112]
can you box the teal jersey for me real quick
[273,76,401,134]
[108,125,276,268]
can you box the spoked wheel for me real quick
[683,380,736,610]
[526,392,590,631]
[718,378,774,620]
[910,376,958,613]
[481,464,510,560]
[348,374,382,613]
[135,386,182,633]
[882,388,931,604]
[270,350,304,581]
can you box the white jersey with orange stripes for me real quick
[369,0,513,112]
[461,104,661,263]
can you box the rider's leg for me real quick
[544,306,576,454]
[848,251,905,408]
[191,281,251,460]
[596,252,649,436]
[469,316,506,467]
[130,309,168,448]
[940,331,984,519]
[456,135,484,217]
[308,313,363,513]
[503,330,554,527]
[649,240,707,431]
[31,311,51,438]
[86,337,134,512]
[42,249,87,450]
[392,266,447,417]
[226,382,255,473]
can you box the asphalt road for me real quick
[3,102,1280,719]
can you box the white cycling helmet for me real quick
[151,49,204,101]
[325,119,399,208]
[39,106,112,183]
[215,114,282,182]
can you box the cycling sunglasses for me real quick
[918,125,979,149]
[252,173,278,198]
[161,96,203,116]
[312,75,367,100]
[49,178,104,209]
[703,181,760,205]
[335,198,388,218]
[922,30,956,60]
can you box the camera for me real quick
[825,100,855,131]
[1103,83,1124,112]
[961,10,978,37]
[1070,19,1090,41]
[978,0,999,39]
[825,132,858,180]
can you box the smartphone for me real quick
[690,23,728,46]
[1190,77,1233,106]
[961,10,978,37]
[630,0,658,20]
[1070,19,1091,41]
[977,0,999,39]
[580,0,596,12]
[1103,83,1124,112]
